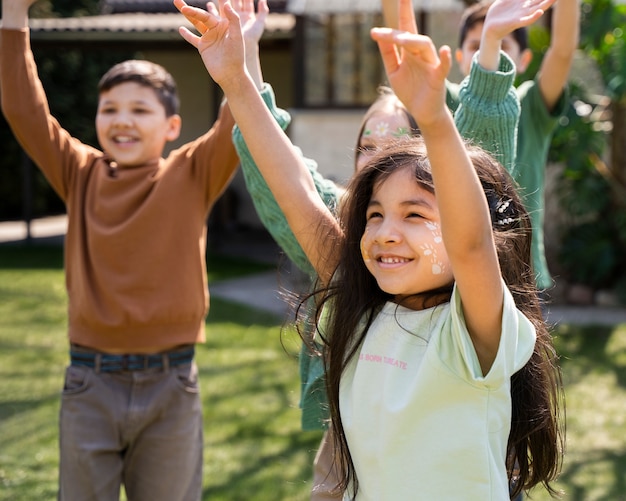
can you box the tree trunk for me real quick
[610,97,626,204]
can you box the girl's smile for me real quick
[360,166,453,304]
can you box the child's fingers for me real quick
[537,0,558,12]
[207,2,218,16]
[178,4,222,37]
[257,0,270,17]
[178,1,211,35]
[397,0,418,34]
[371,28,401,68]
[238,0,252,15]
[178,26,201,49]
[392,33,439,65]
[180,4,212,22]
[438,45,452,78]
[231,0,243,13]
[216,0,229,17]
[222,1,243,34]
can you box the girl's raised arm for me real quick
[175,0,341,284]
[372,1,504,373]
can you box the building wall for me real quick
[137,8,466,231]
[139,49,217,153]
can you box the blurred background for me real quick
[0,0,625,307]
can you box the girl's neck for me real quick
[394,290,452,311]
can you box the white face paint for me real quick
[420,221,446,276]
[360,167,454,305]
[356,110,412,172]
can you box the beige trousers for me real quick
[311,428,343,500]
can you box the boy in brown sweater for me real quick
[0,0,243,499]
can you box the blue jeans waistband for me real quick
[69,344,195,373]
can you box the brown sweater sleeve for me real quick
[168,98,239,211]
[0,29,98,202]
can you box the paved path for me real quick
[2,216,626,326]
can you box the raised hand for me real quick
[231,0,269,89]
[371,28,451,129]
[233,0,268,46]
[175,0,246,89]
[483,0,558,46]
[372,0,451,127]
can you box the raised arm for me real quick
[236,0,268,90]
[537,0,580,110]
[385,0,537,171]
[372,11,503,371]
[478,0,558,71]
[176,0,341,285]
[212,0,342,274]
[1,0,34,29]
[232,84,342,275]
[1,0,94,199]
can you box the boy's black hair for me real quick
[458,0,528,51]
[98,60,180,117]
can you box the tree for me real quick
[547,0,626,303]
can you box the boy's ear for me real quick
[455,48,463,65]
[517,48,533,74]
[166,114,182,142]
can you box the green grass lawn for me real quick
[1,244,626,500]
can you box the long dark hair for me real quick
[305,137,564,498]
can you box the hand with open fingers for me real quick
[232,0,269,46]
[371,29,451,128]
[483,0,558,43]
[175,0,246,89]
[174,0,212,36]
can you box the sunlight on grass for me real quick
[527,324,626,501]
[0,245,318,501]
[2,245,626,500]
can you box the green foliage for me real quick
[579,0,626,100]
[0,246,316,500]
[0,39,135,221]
[1,246,626,500]
[531,0,626,295]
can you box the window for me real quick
[294,12,385,108]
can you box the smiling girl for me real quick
[177,0,565,498]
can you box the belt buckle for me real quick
[120,355,131,371]
[118,354,140,371]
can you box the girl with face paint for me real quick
[178,0,564,498]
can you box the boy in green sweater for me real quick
[449,0,580,292]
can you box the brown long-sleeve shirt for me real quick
[0,29,239,352]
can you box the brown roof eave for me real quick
[28,12,294,44]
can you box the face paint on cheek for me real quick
[420,222,446,275]
[360,227,373,262]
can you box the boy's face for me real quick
[96,82,181,168]
[455,21,531,77]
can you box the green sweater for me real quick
[233,52,519,430]
[448,76,568,290]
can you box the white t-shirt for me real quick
[340,282,536,500]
